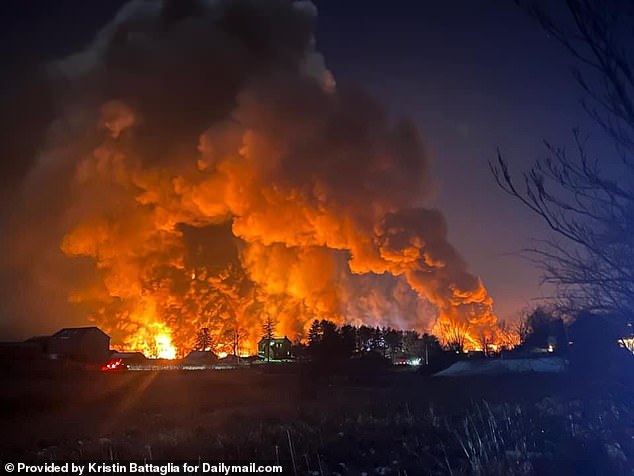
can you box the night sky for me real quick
[0,0,604,323]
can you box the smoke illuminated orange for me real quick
[11,0,512,357]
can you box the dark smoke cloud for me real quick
[0,0,498,351]
[0,0,324,338]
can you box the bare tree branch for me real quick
[494,1,634,320]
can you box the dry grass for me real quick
[1,365,633,475]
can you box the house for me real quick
[183,350,218,364]
[257,337,292,360]
[47,327,110,363]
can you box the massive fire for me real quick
[4,0,512,356]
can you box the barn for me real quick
[47,327,110,363]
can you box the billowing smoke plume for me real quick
[0,0,499,355]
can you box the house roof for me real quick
[258,336,291,344]
[52,326,109,339]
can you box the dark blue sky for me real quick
[0,0,602,320]
[315,0,602,319]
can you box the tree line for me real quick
[298,319,444,363]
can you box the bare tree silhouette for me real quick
[492,1,634,321]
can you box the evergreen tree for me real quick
[403,330,422,355]
[357,325,374,352]
[319,319,340,356]
[261,314,277,361]
[339,324,357,357]
[320,319,338,341]
[384,327,403,362]
[194,327,213,351]
[372,327,386,356]
[308,319,322,347]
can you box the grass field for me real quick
[1,363,633,475]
